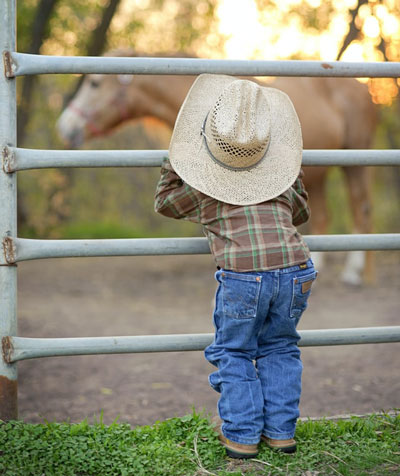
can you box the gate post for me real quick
[0,0,18,420]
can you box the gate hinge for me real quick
[3,51,16,78]
[2,146,16,173]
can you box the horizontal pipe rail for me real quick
[6,53,400,78]
[3,234,400,263]
[4,326,400,362]
[3,148,165,171]
[4,237,210,263]
[4,148,400,172]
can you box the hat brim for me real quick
[169,74,303,205]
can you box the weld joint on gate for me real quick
[3,51,16,78]
[2,236,16,264]
[2,337,13,364]
[2,146,16,173]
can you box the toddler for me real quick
[155,74,317,458]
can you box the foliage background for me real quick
[15,0,400,239]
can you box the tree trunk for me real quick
[87,0,122,57]
[336,0,368,61]
[64,0,123,106]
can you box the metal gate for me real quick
[1,0,400,421]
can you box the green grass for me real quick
[1,411,399,476]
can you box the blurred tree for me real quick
[18,0,123,144]
[87,0,122,57]
[336,0,369,61]
[66,0,123,105]
[254,0,400,105]
[107,0,219,55]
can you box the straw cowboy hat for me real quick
[169,74,303,205]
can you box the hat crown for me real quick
[206,80,271,169]
[168,74,302,205]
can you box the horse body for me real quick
[57,52,377,284]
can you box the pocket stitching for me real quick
[221,271,262,283]
[295,271,317,284]
[222,275,262,319]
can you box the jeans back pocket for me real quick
[220,271,262,319]
[290,270,317,319]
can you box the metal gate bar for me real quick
[4,326,400,363]
[2,234,400,264]
[5,52,400,78]
[4,147,400,172]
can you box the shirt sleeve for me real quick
[290,168,311,226]
[154,157,204,223]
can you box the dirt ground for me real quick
[16,251,399,426]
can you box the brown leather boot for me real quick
[218,433,259,459]
[261,435,297,454]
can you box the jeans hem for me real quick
[262,431,295,440]
[223,430,260,446]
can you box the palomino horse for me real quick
[57,50,378,285]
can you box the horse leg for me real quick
[341,166,374,285]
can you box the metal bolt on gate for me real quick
[1,0,400,421]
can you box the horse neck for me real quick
[130,75,194,128]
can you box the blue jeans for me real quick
[205,259,317,445]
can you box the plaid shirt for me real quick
[154,158,311,272]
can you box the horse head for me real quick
[56,49,193,148]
